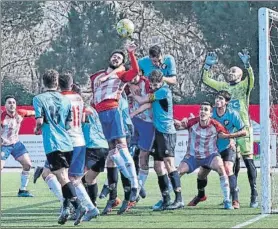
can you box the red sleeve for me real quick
[187,117,200,129]
[211,119,229,134]
[17,109,28,118]
[119,52,139,82]
[1,111,7,127]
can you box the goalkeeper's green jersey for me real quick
[202,67,254,126]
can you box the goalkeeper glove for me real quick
[238,49,250,68]
[204,51,218,70]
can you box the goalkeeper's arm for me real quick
[201,68,226,91]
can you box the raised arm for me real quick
[202,51,226,91]
[238,49,255,91]
[121,43,139,82]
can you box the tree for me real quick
[150,1,278,104]
[1,78,33,105]
[36,2,123,85]
[192,2,278,104]
[1,1,70,95]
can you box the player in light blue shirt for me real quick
[151,83,176,134]
[33,69,86,226]
[82,105,109,209]
[188,90,246,210]
[33,91,73,155]
[137,45,177,210]
[138,45,177,85]
[132,69,183,210]
[82,106,108,149]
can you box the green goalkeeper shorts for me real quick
[236,126,253,156]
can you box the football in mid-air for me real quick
[116,19,134,38]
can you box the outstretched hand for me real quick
[238,49,250,68]
[125,42,137,52]
[204,51,218,70]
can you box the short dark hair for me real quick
[201,101,213,108]
[43,69,59,88]
[5,95,16,102]
[216,90,231,102]
[59,72,73,90]
[149,45,161,58]
[110,49,126,64]
[150,70,163,83]
[72,83,81,95]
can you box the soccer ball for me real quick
[116,19,134,38]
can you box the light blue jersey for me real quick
[212,107,245,152]
[151,83,176,134]
[138,55,176,77]
[33,91,73,154]
[82,106,108,149]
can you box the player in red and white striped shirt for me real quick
[1,95,35,197]
[175,102,233,209]
[90,43,140,214]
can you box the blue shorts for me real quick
[181,154,219,174]
[1,141,28,160]
[69,146,86,176]
[131,117,155,152]
[98,108,126,142]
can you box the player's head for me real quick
[5,95,17,113]
[109,49,126,69]
[42,69,59,89]
[215,90,231,108]
[149,45,162,67]
[150,70,163,91]
[59,72,73,91]
[200,101,213,121]
[130,69,144,85]
[226,66,243,84]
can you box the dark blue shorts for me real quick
[1,141,28,160]
[69,146,86,177]
[182,153,220,174]
[98,108,126,142]
[131,117,155,152]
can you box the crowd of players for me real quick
[1,42,259,225]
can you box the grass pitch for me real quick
[1,170,278,228]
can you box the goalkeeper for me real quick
[201,49,258,208]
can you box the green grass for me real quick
[1,170,277,228]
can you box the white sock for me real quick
[45,175,64,204]
[110,149,130,180]
[20,170,30,191]
[117,144,139,189]
[138,169,149,188]
[220,175,230,201]
[75,183,95,210]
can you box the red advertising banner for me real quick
[0,104,262,134]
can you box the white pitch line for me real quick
[231,214,269,228]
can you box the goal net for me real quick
[259,7,278,214]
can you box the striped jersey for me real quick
[61,91,85,147]
[186,117,228,159]
[1,109,27,145]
